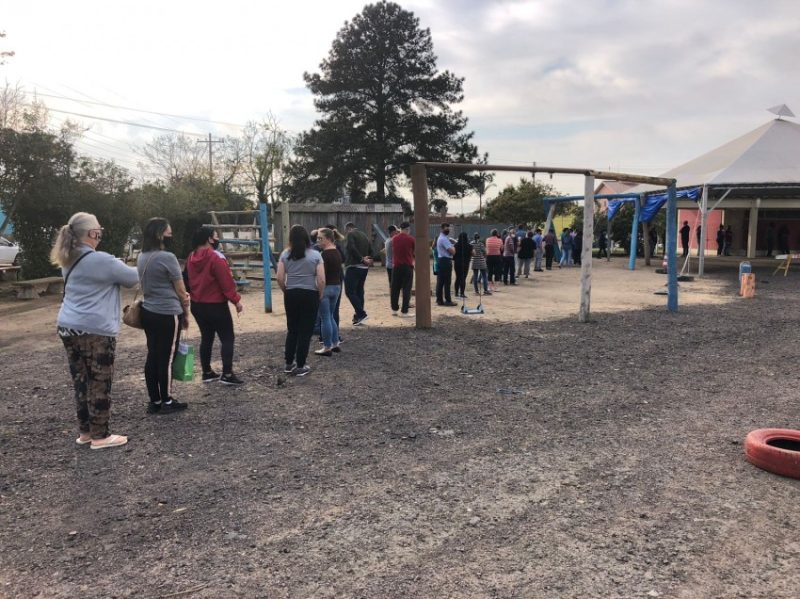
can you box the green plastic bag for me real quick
[172,342,194,381]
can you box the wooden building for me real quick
[273,203,405,254]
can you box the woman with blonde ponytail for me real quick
[55,212,139,449]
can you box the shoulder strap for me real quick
[130,252,159,303]
[140,251,158,281]
[63,250,93,297]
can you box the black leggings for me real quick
[141,307,182,404]
[191,302,235,375]
[284,288,320,368]
[454,265,469,297]
[486,255,503,282]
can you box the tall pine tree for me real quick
[285,1,480,204]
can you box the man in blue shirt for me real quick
[533,228,544,272]
[436,223,457,306]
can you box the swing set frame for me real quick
[410,162,677,329]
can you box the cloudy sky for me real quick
[3,0,799,209]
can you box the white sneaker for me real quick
[399,311,415,318]
[392,310,399,316]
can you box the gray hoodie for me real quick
[57,245,139,336]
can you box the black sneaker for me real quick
[202,370,221,383]
[147,402,161,414]
[220,373,244,385]
[284,363,296,374]
[295,365,311,377]
[353,314,369,326]
[159,399,188,413]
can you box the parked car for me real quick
[0,237,20,265]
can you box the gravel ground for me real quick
[1,264,799,598]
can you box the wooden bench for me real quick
[11,276,63,299]
[0,265,20,281]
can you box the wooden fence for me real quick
[273,203,405,254]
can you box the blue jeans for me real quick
[316,283,342,341]
[560,247,572,265]
[534,248,543,270]
[320,285,341,348]
[473,269,488,293]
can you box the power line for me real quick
[29,89,247,129]
[30,81,183,133]
[31,104,206,136]
[48,114,140,162]
[27,81,299,137]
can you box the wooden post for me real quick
[579,175,594,323]
[281,201,291,251]
[411,165,432,329]
[606,216,612,262]
[666,183,678,312]
[259,202,273,313]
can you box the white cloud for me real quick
[3,0,800,205]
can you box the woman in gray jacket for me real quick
[51,212,139,449]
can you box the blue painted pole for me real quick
[628,196,641,270]
[666,183,678,312]
[259,202,273,313]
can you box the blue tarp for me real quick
[608,188,701,223]
[639,197,667,223]
[607,198,636,221]
[639,187,701,222]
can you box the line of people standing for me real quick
[53,213,247,450]
[433,225,552,302]
[52,212,604,452]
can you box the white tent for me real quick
[632,114,800,267]
[659,118,800,188]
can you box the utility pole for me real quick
[197,133,224,182]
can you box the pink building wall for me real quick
[678,208,722,252]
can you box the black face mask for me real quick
[162,236,174,251]
[211,239,220,251]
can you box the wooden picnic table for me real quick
[11,276,63,299]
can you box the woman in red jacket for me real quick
[186,226,244,385]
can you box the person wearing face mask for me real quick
[52,212,140,449]
[138,217,191,414]
[186,226,244,385]
[436,222,457,306]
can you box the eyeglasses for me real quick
[89,228,104,239]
